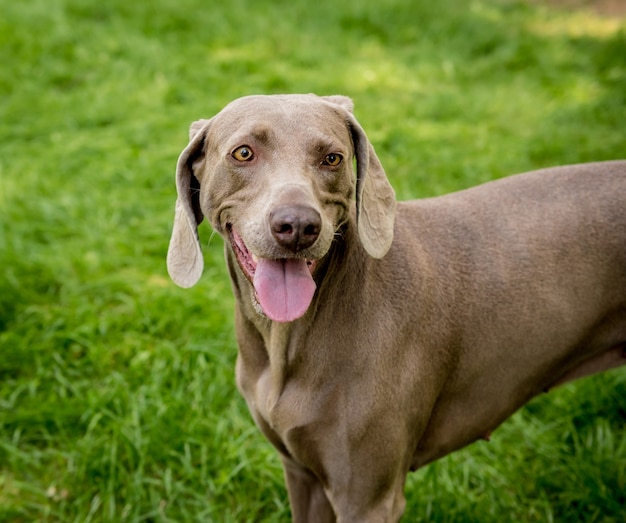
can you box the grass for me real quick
[0,0,625,521]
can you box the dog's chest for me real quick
[239,355,330,461]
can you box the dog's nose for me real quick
[270,205,321,252]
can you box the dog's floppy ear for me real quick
[166,119,212,287]
[347,114,396,258]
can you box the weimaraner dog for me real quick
[167,94,626,522]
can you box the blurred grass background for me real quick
[1,0,625,521]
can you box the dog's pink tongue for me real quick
[253,258,316,323]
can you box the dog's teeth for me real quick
[252,254,258,263]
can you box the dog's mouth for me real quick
[228,226,317,323]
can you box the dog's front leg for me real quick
[281,456,336,523]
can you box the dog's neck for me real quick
[258,320,294,413]
[225,244,303,408]
[225,222,360,406]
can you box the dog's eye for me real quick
[232,146,254,162]
[322,153,343,167]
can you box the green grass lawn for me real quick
[1,0,625,521]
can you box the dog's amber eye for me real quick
[322,153,343,167]
[232,146,254,162]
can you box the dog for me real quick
[167,94,626,522]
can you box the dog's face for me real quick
[167,94,396,322]
[189,95,355,322]
[196,95,356,241]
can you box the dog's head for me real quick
[167,94,396,322]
